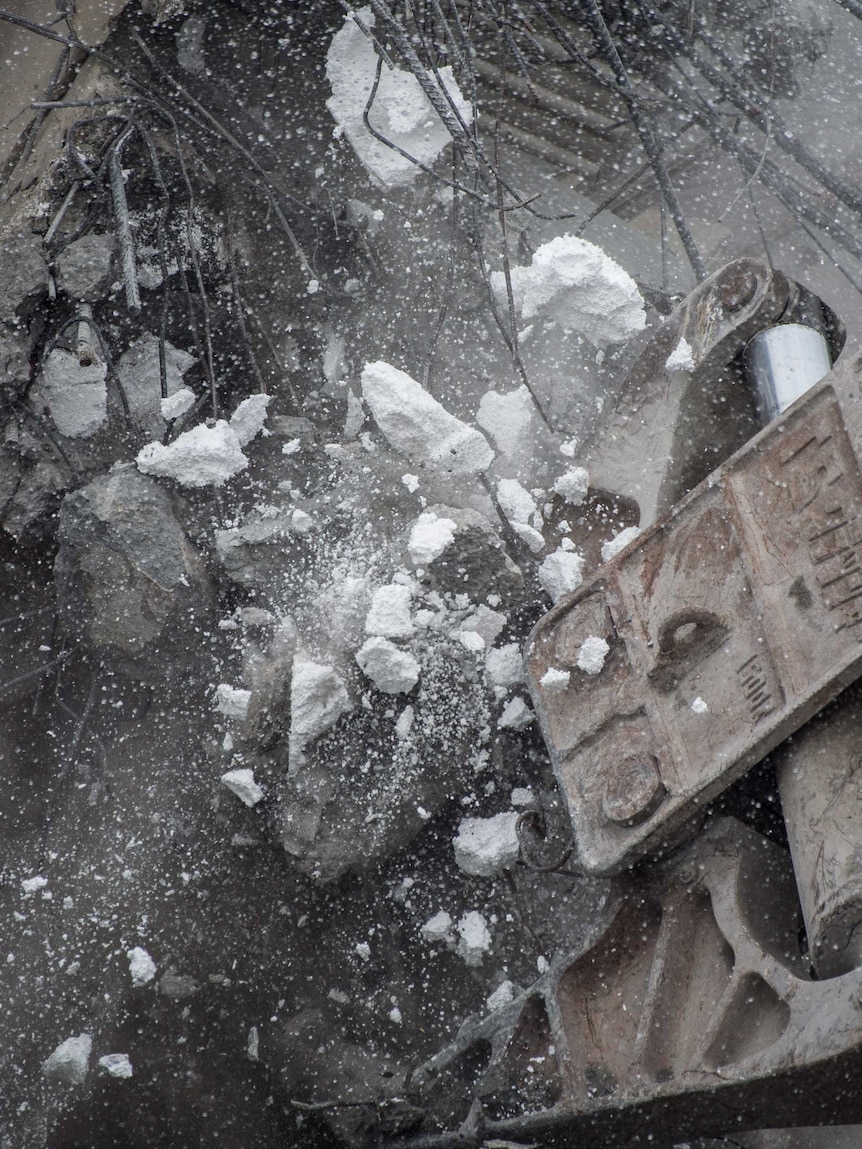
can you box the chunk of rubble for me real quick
[666,336,696,372]
[601,525,642,562]
[538,547,586,604]
[229,393,271,446]
[99,1053,133,1079]
[494,234,646,347]
[498,695,534,730]
[289,659,351,761]
[365,583,414,639]
[356,637,420,694]
[326,7,472,188]
[577,635,610,675]
[420,910,454,943]
[32,350,107,439]
[215,684,251,720]
[553,466,589,506]
[485,643,523,691]
[486,980,517,1012]
[454,812,521,877]
[221,768,265,807]
[136,420,248,487]
[161,387,195,421]
[540,667,571,693]
[43,1033,92,1086]
[128,946,156,987]
[496,478,540,528]
[477,385,533,456]
[54,232,115,300]
[116,333,197,434]
[459,604,507,647]
[361,361,493,474]
[457,911,492,966]
[407,504,523,603]
[408,511,457,565]
[511,521,546,555]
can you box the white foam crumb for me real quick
[510,787,533,807]
[485,643,523,690]
[229,393,271,446]
[355,941,371,961]
[498,696,534,730]
[43,1034,92,1085]
[307,279,320,295]
[511,521,546,554]
[221,768,265,807]
[21,875,48,894]
[36,350,107,438]
[408,510,457,565]
[401,473,420,493]
[476,385,533,456]
[356,637,420,694]
[666,336,696,372]
[493,234,646,348]
[282,438,302,456]
[326,7,472,188]
[98,1053,133,1079]
[365,583,414,639]
[420,910,453,943]
[388,1005,403,1025]
[289,659,351,758]
[537,955,550,974]
[691,696,709,714]
[540,667,571,693]
[559,438,578,458]
[127,946,156,987]
[457,629,485,653]
[247,1026,260,1061]
[136,420,248,487]
[457,911,492,967]
[459,605,507,646]
[486,980,517,1012]
[538,548,586,603]
[160,387,195,421]
[601,525,642,563]
[328,988,350,1005]
[560,537,575,552]
[496,477,539,527]
[215,684,251,720]
[577,635,610,675]
[454,812,521,877]
[361,361,493,474]
[553,466,590,506]
[395,705,415,740]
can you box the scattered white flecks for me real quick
[457,911,492,967]
[128,946,157,987]
[553,466,590,506]
[35,350,107,438]
[559,437,578,458]
[459,605,507,646]
[389,1006,403,1025]
[485,643,524,692]
[497,478,540,528]
[356,637,420,694]
[538,548,586,604]
[365,583,414,639]
[136,420,248,487]
[577,635,610,675]
[215,684,251,720]
[21,875,48,895]
[291,508,315,535]
[229,393,271,446]
[454,812,521,877]
[361,361,493,474]
[498,696,534,730]
[540,667,571,693]
[511,521,546,555]
[355,942,371,962]
[43,1034,92,1086]
[485,980,517,1013]
[476,386,533,456]
[98,1053,133,1079]
[601,525,642,563]
[511,787,534,807]
[691,696,709,714]
[457,629,485,653]
[493,234,646,348]
[420,910,453,944]
[247,1026,260,1062]
[402,472,420,494]
[289,659,351,762]
[221,768,265,808]
[408,510,457,565]
[160,387,195,421]
[326,8,472,188]
[282,438,302,456]
[666,336,696,373]
[395,705,415,740]
[537,955,550,974]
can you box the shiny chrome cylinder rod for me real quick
[743,322,832,423]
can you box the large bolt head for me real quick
[602,754,666,827]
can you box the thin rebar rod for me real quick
[107,122,141,311]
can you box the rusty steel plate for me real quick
[526,358,862,874]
